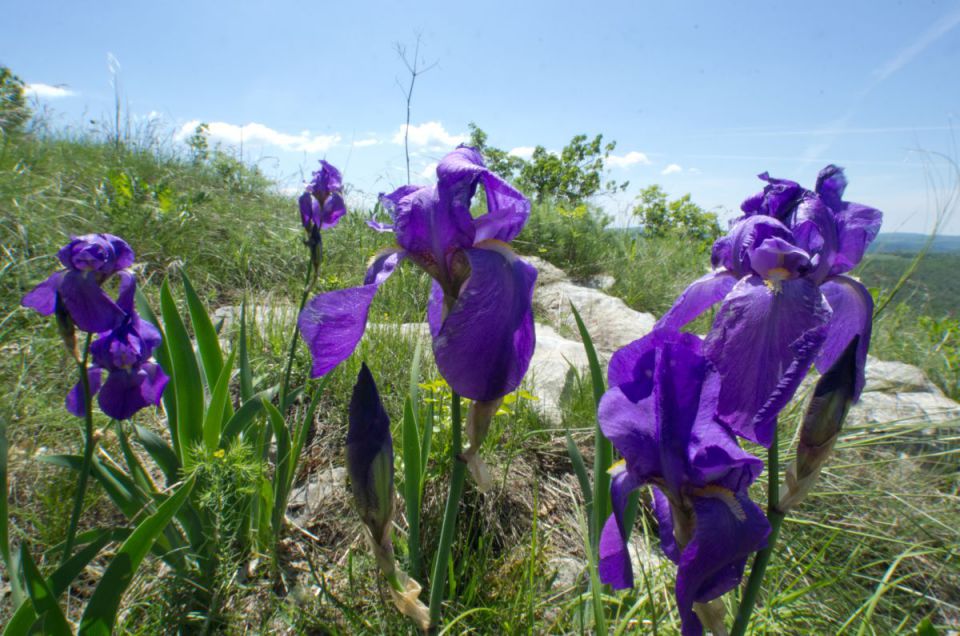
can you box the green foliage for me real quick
[631,184,722,244]
[0,67,29,138]
[515,201,613,278]
[186,122,209,164]
[468,123,627,205]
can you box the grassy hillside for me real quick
[858,252,960,317]
[2,126,958,634]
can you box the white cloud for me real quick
[508,146,536,160]
[24,83,75,99]
[419,162,439,180]
[175,119,340,153]
[687,167,702,175]
[353,138,380,147]
[392,121,467,147]
[606,151,651,168]
[661,164,682,175]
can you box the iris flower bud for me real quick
[780,336,859,512]
[346,363,428,631]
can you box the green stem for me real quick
[62,332,95,566]
[280,258,318,410]
[427,392,466,633]
[731,426,786,636]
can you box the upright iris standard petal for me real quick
[299,251,402,378]
[430,242,536,401]
[346,363,395,544]
[740,172,804,221]
[437,146,530,244]
[57,234,134,275]
[393,184,475,282]
[815,275,873,399]
[300,160,346,231]
[704,276,831,447]
[830,202,882,276]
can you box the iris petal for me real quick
[704,276,831,447]
[656,271,737,333]
[58,270,126,333]
[299,251,402,378]
[674,492,770,636]
[816,275,873,400]
[65,367,103,417]
[831,203,882,275]
[21,271,64,316]
[431,244,536,401]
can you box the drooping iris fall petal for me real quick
[429,243,536,401]
[704,276,831,447]
[299,251,402,378]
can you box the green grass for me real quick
[2,125,959,634]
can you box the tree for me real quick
[0,66,30,136]
[467,124,627,206]
[467,123,525,181]
[631,185,722,243]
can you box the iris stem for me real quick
[280,255,318,411]
[427,391,466,633]
[62,332,95,567]
[731,426,786,636]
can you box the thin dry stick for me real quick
[395,35,438,184]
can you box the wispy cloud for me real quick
[420,162,439,180]
[24,83,76,99]
[704,125,956,138]
[176,120,341,153]
[661,163,682,175]
[353,138,380,147]
[607,151,651,168]
[874,6,960,81]
[508,146,536,160]
[392,121,467,147]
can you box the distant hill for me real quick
[869,233,960,254]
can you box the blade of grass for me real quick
[78,476,195,636]
[160,279,205,465]
[203,349,236,451]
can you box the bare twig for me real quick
[395,35,438,184]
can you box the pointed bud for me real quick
[347,363,395,545]
[460,398,501,492]
[54,295,78,361]
[780,336,859,512]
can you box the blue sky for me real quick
[4,0,960,234]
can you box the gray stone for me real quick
[525,255,656,353]
[526,324,605,424]
[846,391,960,429]
[287,467,347,524]
[547,556,586,591]
[864,356,941,395]
[580,274,616,291]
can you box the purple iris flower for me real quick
[597,329,770,636]
[657,166,880,446]
[65,276,169,420]
[21,234,135,333]
[298,160,346,231]
[298,146,537,402]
